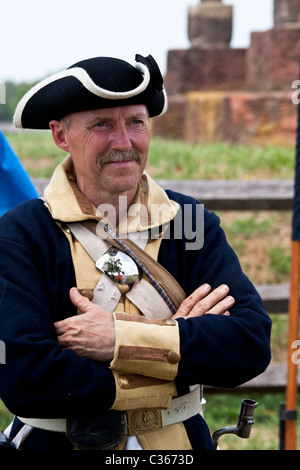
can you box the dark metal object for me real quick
[279,403,298,450]
[212,399,258,448]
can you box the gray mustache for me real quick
[96,150,142,169]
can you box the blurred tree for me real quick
[0,81,37,122]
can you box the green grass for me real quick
[4,132,296,180]
[268,247,291,282]
[218,210,292,285]
[5,131,66,177]
[0,400,13,431]
[148,138,295,180]
[204,392,298,450]
[227,216,273,238]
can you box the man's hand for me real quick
[55,284,234,361]
[54,287,115,362]
[172,284,235,320]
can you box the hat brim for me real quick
[14,56,168,129]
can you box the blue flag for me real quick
[0,130,38,216]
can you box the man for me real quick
[0,55,271,450]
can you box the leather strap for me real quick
[66,222,178,319]
[81,220,187,311]
[18,386,204,435]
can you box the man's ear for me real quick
[49,120,70,152]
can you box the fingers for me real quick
[173,284,212,319]
[55,288,92,336]
[204,293,235,316]
[69,287,92,313]
[173,284,235,320]
[54,288,116,361]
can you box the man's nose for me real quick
[110,124,132,151]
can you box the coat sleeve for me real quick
[160,195,272,389]
[0,201,116,419]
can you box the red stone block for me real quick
[247,28,300,91]
[151,95,186,141]
[228,91,297,146]
[165,48,247,94]
[152,91,297,147]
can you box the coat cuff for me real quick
[110,371,177,410]
[110,312,180,381]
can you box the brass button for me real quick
[162,319,177,326]
[118,375,130,389]
[167,351,181,364]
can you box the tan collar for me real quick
[44,155,179,235]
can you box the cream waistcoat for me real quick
[43,155,192,450]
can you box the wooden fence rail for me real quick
[33,178,294,211]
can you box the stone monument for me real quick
[188,0,233,49]
[152,0,300,147]
[165,0,246,94]
[274,0,300,26]
[247,0,300,90]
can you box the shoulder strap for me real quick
[69,220,186,315]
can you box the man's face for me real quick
[50,104,150,199]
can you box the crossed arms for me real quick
[55,283,235,362]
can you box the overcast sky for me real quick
[1,0,273,83]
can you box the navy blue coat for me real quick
[0,191,271,450]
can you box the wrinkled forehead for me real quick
[61,104,149,128]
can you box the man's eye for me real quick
[95,122,106,127]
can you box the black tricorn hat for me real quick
[13,54,167,129]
